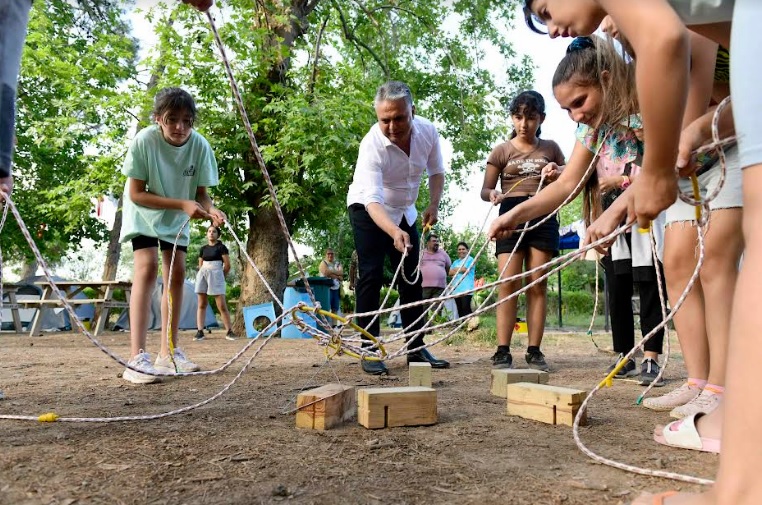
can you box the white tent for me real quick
[114,278,218,330]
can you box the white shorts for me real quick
[665,146,742,224]
[195,261,226,296]
[732,0,762,169]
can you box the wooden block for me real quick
[295,384,355,430]
[506,382,587,427]
[357,386,437,429]
[490,369,549,397]
[408,362,432,388]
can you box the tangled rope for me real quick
[0,5,735,490]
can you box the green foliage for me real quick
[9,0,533,295]
[379,286,400,309]
[5,0,138,265]
[558,260,602,293]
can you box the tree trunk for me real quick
[234,206,290,333]
[232,0,317,334]
[20,260,38,280]
[101,194,123,281]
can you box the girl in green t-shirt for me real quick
[120,87,226,385]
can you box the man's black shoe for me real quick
[361,359,389,375]
[407,348,450,369]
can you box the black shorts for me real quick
[495,196,559,256]
[131,235,188,253]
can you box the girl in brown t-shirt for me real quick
[480,90,565,372]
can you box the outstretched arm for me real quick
[488,141,595,240]
[599,0,690,226]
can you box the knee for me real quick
[664,254,695,286]
[526,280,547,299]
[198,298,208,309]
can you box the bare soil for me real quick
[0,329,717,505]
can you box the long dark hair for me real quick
[508,90,546,139]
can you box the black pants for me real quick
[455,295,472,318]
[601,255,666,355]
[348,204,425,348]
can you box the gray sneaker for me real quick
[639,358,665,387]
[525,349,550,372]
[491,348,513,369]
[607,354,638,378]
[193,330,205,341]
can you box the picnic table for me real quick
[24,280,132,337]
[0,283,24,333]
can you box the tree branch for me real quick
[308,16,330,97]
[329,0,389,77]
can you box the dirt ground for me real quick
[0,328,717,505]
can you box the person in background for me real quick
[449,241,476,319]
[318,248,344,314]
[194,225,237,341]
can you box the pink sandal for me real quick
[653,413,721,453]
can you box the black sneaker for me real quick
[525,348,550,372]
[607,353,638,378]
[225,330,237,341]
[193,330,205,341]
[639,358,665,387]
[491,348,513,369]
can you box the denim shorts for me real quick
[665,145,742,224]
[0,0,33,177]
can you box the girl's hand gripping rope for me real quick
[487,211,517,242]
[541,162,562,182]
[632,168,678,229]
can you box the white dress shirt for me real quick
[347,116,445,226]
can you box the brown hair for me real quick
[552,36,637,130]
[553,36,637,225]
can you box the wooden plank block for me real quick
[506,382,587,427]
[295,384,355,430]
[357,386,437,429]
[490,369,549,397]
[408,362,432,388]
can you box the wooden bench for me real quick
[28,280,132,337]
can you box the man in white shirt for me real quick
[347,80,450,375]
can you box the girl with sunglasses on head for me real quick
[516,2,760,504]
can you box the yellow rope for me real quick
[37,413,59,423]
[294,306,387,361]
[690,174,702,221]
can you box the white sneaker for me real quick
[642,382,701,411]
[154,348,201,374]
[670,389,722,419]
[123,351,161,384]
